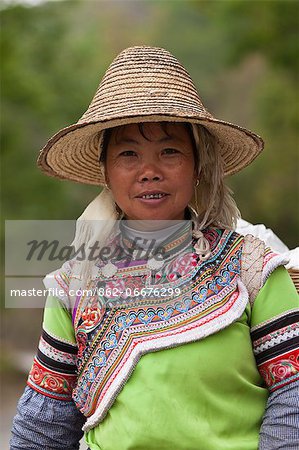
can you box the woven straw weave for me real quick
[37,46,264,185]
[241,234,265,305]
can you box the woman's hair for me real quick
[190,124,240,229]
[100,122,199,170]
[99,122,240,230]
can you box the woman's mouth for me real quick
[135,191,170,204]
[140,193,167,199]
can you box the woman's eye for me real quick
[119,150,137,157]
[162,148,179,155]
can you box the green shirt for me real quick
[83,267,298,450]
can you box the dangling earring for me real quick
[194,178,200,212]
[115,202,124,219]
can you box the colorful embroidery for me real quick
[39,335,77,366]
[70,229,250,431]
[38,226,290,432]
[27,329,78,400]
[258,349,299,391]
[27,358,77,400]
[253,322,299,354]
[251,310,299,392]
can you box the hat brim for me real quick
[37,114,264,185]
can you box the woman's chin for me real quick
[121,199,186,221]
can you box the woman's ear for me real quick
[100,163,110,189]
[104,173,110,190]
[193,169,200,185]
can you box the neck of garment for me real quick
[120,220,191,251]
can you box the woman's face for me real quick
[105,122,197,221]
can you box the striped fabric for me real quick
[27,329,78,401]
[252,310,299,392]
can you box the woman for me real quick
[11,46,298,450]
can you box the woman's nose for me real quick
[137,160,163,183]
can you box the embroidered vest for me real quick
[37,227,288,432]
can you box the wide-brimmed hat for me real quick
[37,45,264,185]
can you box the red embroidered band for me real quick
[251,311,299,391]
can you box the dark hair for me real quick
[99,122,199,172]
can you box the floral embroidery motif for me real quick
[27,328,78,401]
[259,350,299,391]
[168,252,198,277]
[27,358,77,400]
[251,310,299,392]
[104,275,146,299]
[81,306,105,329]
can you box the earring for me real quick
[104,182,110,190]
[194,179,200,212]
[115,203,124,219]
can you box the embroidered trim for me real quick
[27,357,77,400]
[39,228,292,430]
[258,349,299,392]
[251,310,299,392]
[251,309,299,333]
[39,335,77,366]
[253,323,299,354]
[262,249,289,285]
[83,279,248,431]
[28,328,78,400]
[74,230,246,430]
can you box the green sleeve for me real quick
[251,266,299,328]
[43,295,77,345]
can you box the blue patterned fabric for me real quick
[259,381,299,449]
[10,381,299,449]
[10,386,85,450]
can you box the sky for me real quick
[1,0,48,7]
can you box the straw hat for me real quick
[37,45,264,185]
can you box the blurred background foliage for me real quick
[0,1,298,443]
[1,0,298,246]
